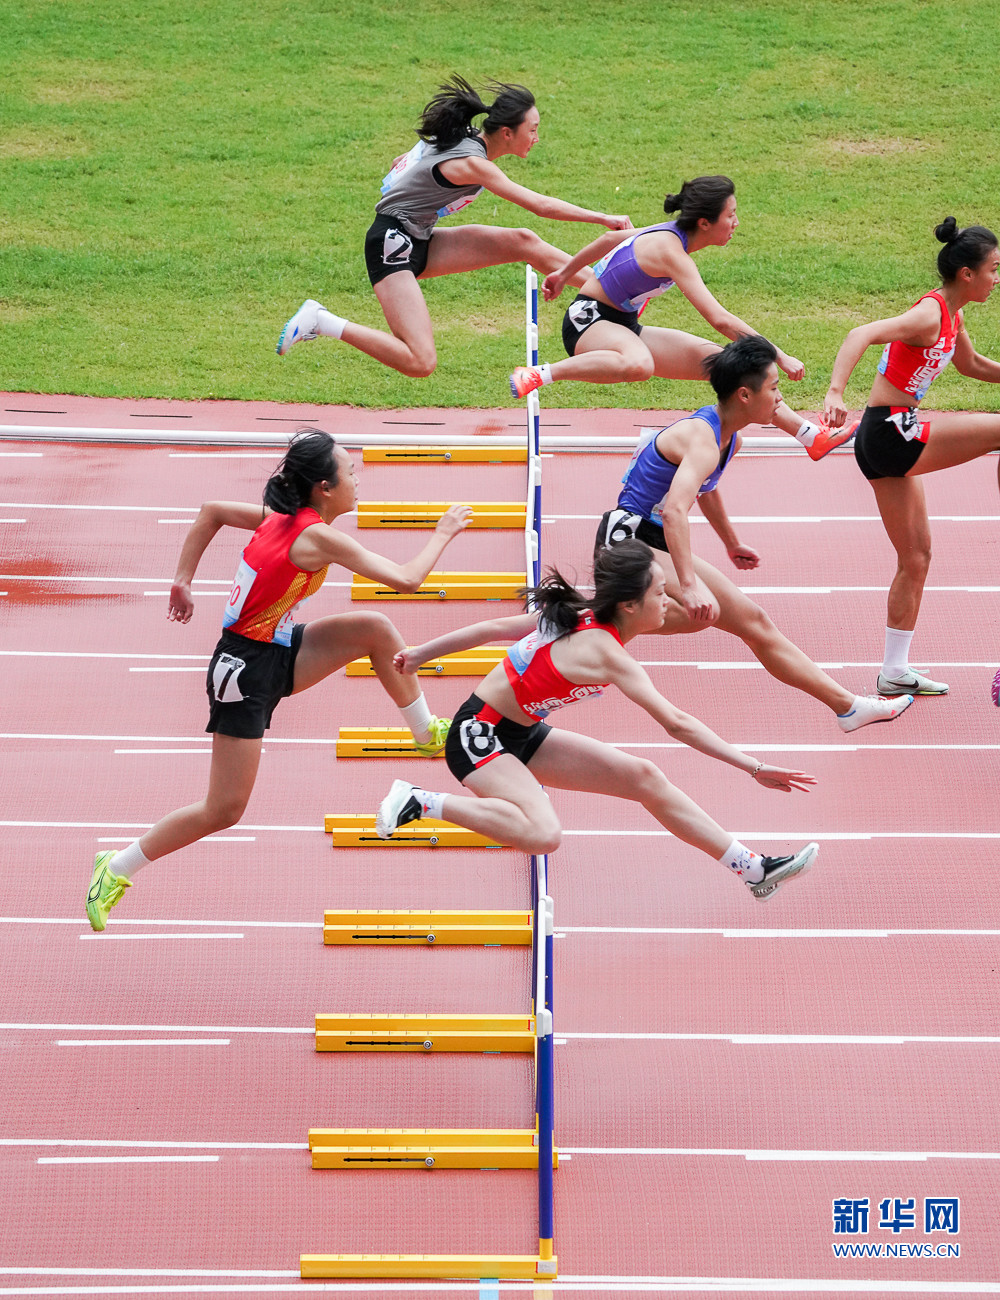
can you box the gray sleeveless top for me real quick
[375,133,488,241]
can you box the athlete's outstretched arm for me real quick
[292,505,472,594]
[438,154,631,230]
[952,323,1000,382]
[541,227,639,300]
[168,501,269,623]
[605,650,815,792]
[394,612,539,673]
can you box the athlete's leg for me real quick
[292,611,418,708]
[869,476,932,634]
[546,320,656,384]
[525,728,730,857]
[906,412,1000,476]
[420,224,588,285]
[430,753,563,854]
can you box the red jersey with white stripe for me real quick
[503,611,623,719]
[222,507,328,646]
[877,290,959,402]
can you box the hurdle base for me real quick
[307,1128,557,1170]
[300,1253,557,1280]
[322,908,532,946]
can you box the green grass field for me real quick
[3,0,1000,410]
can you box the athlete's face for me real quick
[325,447,358,515]
[965,248,1000,303]
[506,107,540,159]
[702,194,739,246]
[743,363,783,425]
[631,562,672,633]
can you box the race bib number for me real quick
[210,652,246,703]
[223,557,257,628]
[459,717,503,767]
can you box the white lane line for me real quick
[114,749,213,754]
[0,733,334,744]
[168,453,281,459]
[97,836,253,844]
[1,1023,312,1034]
[561,1147,1000,1162]
[546,512,1000,523]
[559,927,1000,938]
[1,918,318,928]
[56,1039,230,1046]
[128,667,207,673]
[0,453,43,458]
[37,1155,220,1165]
[1,1140,306,1150]
[157,519,195,524]
[0,501,201,511]
[0,519,26,524]
[0,652,210,661]
[78,934,243,941]
[0,574,351,588]
[561,1033,1000,1044]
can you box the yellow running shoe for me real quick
[413,715,450,756]
[86,851,132,931]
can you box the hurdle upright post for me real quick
[525,265,541,587]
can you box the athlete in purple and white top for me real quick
[510,175,850,461]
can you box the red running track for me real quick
[1,401,999,1297]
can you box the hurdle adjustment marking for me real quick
[308,1128,557,1170]
[357,501,526,529]
[351,571,526,601]
[324,814,501,848]
[346,647,506,677]
[362,445,527,463]
[322,908,532,945]
[314,1013,535,1053]
[300,1253,556,1280]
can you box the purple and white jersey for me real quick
[592,220,689,312]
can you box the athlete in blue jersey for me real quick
[595,337,913,733]
[511,176,848,461]
[277,76,629,380]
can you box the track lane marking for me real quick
[37,1155,220,1165]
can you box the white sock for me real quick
[111,841,150,879]
[717,838,764,883]
[413,788,446,820]
[793,419,819,448]
[315,308,347,341]
[882,627,914,677]
[399,694,433,744]
[536,362,554,386]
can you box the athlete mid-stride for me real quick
[276,75,630,379]
[376,540,820,903]
[824,217,1000,699]
[85,430,471,931]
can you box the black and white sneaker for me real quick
[747,841,819,901]
[375,779,423,839]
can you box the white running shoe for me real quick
[276,299,323,356]
[375,779,423,839]
[837,693,914,732]
[747,841,819,901]
[876,669,949,696]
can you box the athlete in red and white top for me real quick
[376,541,820,902]
[85,429,471,930]
[823,217,1000,698]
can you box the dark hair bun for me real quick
[935,216,959,244]
[663,191,681,214]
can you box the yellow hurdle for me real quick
[351,571,525,601]
[322,909,533,945]
[324,814,500,848]
[362,446,527,463]
[307,1129,557,1171]
[314,1012,535,1053]
[301,1254,557,1280]
[335,727,446,758]
[346,647,506,677]
[357,501,526,529]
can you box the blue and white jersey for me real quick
[592,221,688,312]
[618,405,737,526]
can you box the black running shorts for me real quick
[364,214,432,286]
[853,405,930,481]
[595,508,668,556]
[445,693,551,784]
[205,624,305,739]
[562,295,642,356]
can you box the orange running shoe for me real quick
[509,366,545,399]
[807,418,857,461]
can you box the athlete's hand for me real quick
[542,270,569,302]
[777,351,805,382]
[753,764,816,793]
[824,388,848,428]
[727,544,760,571]
[393,647,425,675]
[434,504,473,538]
[602,214,633,230]
[167,582,194,623]
[679,584,717,624]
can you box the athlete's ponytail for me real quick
[520,568,589,635]
[263,428,339,515]
[663,175,735,232]
[591,540,655,623]
[934,217,998,283]
[417,75,534,150]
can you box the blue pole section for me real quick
[535,853,555,1258]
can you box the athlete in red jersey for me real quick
[86,429,471,930]
[376,541,820,903]
[824,218,1000,699]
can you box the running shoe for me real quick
[992,669,1000,706]
[876,669,949,696]
[276,299,323,356]
[837,693,914,732]
[86,851,132,931]
[509,366,545,399]
[412,716,450,756]
[375,779,424,839]
[747,841,819,901]
[806,419,858,462]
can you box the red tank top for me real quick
[222,507,329,645]
[877,290,959,402]
[503,611,623,719]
